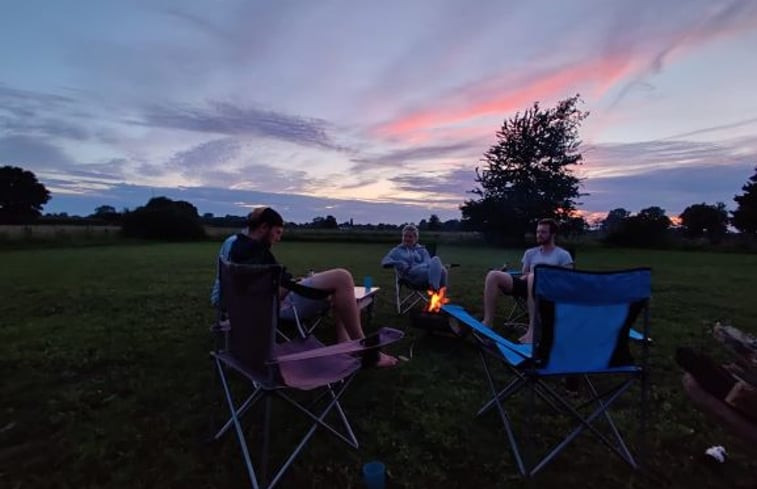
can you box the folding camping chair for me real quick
[443,264,651,477]
[211,260,403,489]
[384,243,459,314]
[501,247,577,328]
[277,280,333,341]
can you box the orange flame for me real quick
[426,286,450,313]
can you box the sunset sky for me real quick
[2,0,757,224]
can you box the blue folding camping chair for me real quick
[443,264,651,477]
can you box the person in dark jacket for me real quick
[211,207,397,367]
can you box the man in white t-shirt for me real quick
[482,218,573,343]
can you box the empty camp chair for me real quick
[211,260,403,489]
[443,264,651,477]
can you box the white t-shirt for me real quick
[521,246,573,273]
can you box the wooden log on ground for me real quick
[682,373,757,446]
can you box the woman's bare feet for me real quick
[518,332,533,344]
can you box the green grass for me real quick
[1,241,756,488]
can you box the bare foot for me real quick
[518,332,533,344]
[375,352,399,368]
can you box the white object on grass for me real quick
[705,445,727,463]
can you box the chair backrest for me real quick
[532,264,651,374]
[424,242,437,258]
[219,259,281,378]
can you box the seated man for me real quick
[211,206,397,367]
[482,218,573,343]
[380,224,447,291]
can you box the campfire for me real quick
[410,287,458,335]
[426,287,450,313]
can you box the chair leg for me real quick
[267,377,358,489]
[276,376,359,447]
[215,385,265,441]
[261,396,272,487]
[529,378,636,475]
[583,376,636,467]
[479,350,527,476]
[215,358,261,489]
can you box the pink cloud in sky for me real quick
[372,2,757,145]
[373,53,642,140]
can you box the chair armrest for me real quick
[286,281,333,300]
[271,327,404,363]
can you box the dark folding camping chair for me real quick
[211,260,403,489]
[444,264,651,477]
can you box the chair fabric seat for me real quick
[274,337,361,390]
[215,336,362,390]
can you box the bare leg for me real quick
[483,270,514,326]
[307,268,397,366]
[519,273,535,343]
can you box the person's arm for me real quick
[520,249,530,275]
[418,246,432,266]
[561,249,574,269]
[381,246,408,272]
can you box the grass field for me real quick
[1,241,756,488]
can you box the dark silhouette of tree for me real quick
[732,166,757,235]
[559,215,588,236]
[605,206,671,247]
[601,208,630,234]
[95,205,116,215]
[91,205,121,224]
[680,202,728,242]
[461,95,587,244]
[121,196,205,240]
[442,219,461,231]
[0,166,51,224]
[427,214,442,231]
[310,215,338,229]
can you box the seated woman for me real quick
[380,224,447,291]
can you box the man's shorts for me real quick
[509,276,528,298]
[280,277,330,321]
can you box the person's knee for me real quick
[330,268,355,287]
[486,270,510,288]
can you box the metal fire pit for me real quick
[409,308,461,336]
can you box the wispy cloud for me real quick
[140,102,344,150]
[168,137,241,171]
[583,135,757,178]
[661,116,757,140]
[0,134,76,168]
[389,167,476,197]
[351,141,479,172]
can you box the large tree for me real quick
[121,196,205,240]
[0,166,51,224]
[680,202,728,242]
[460,95,587,243]
[732,166,757,235]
